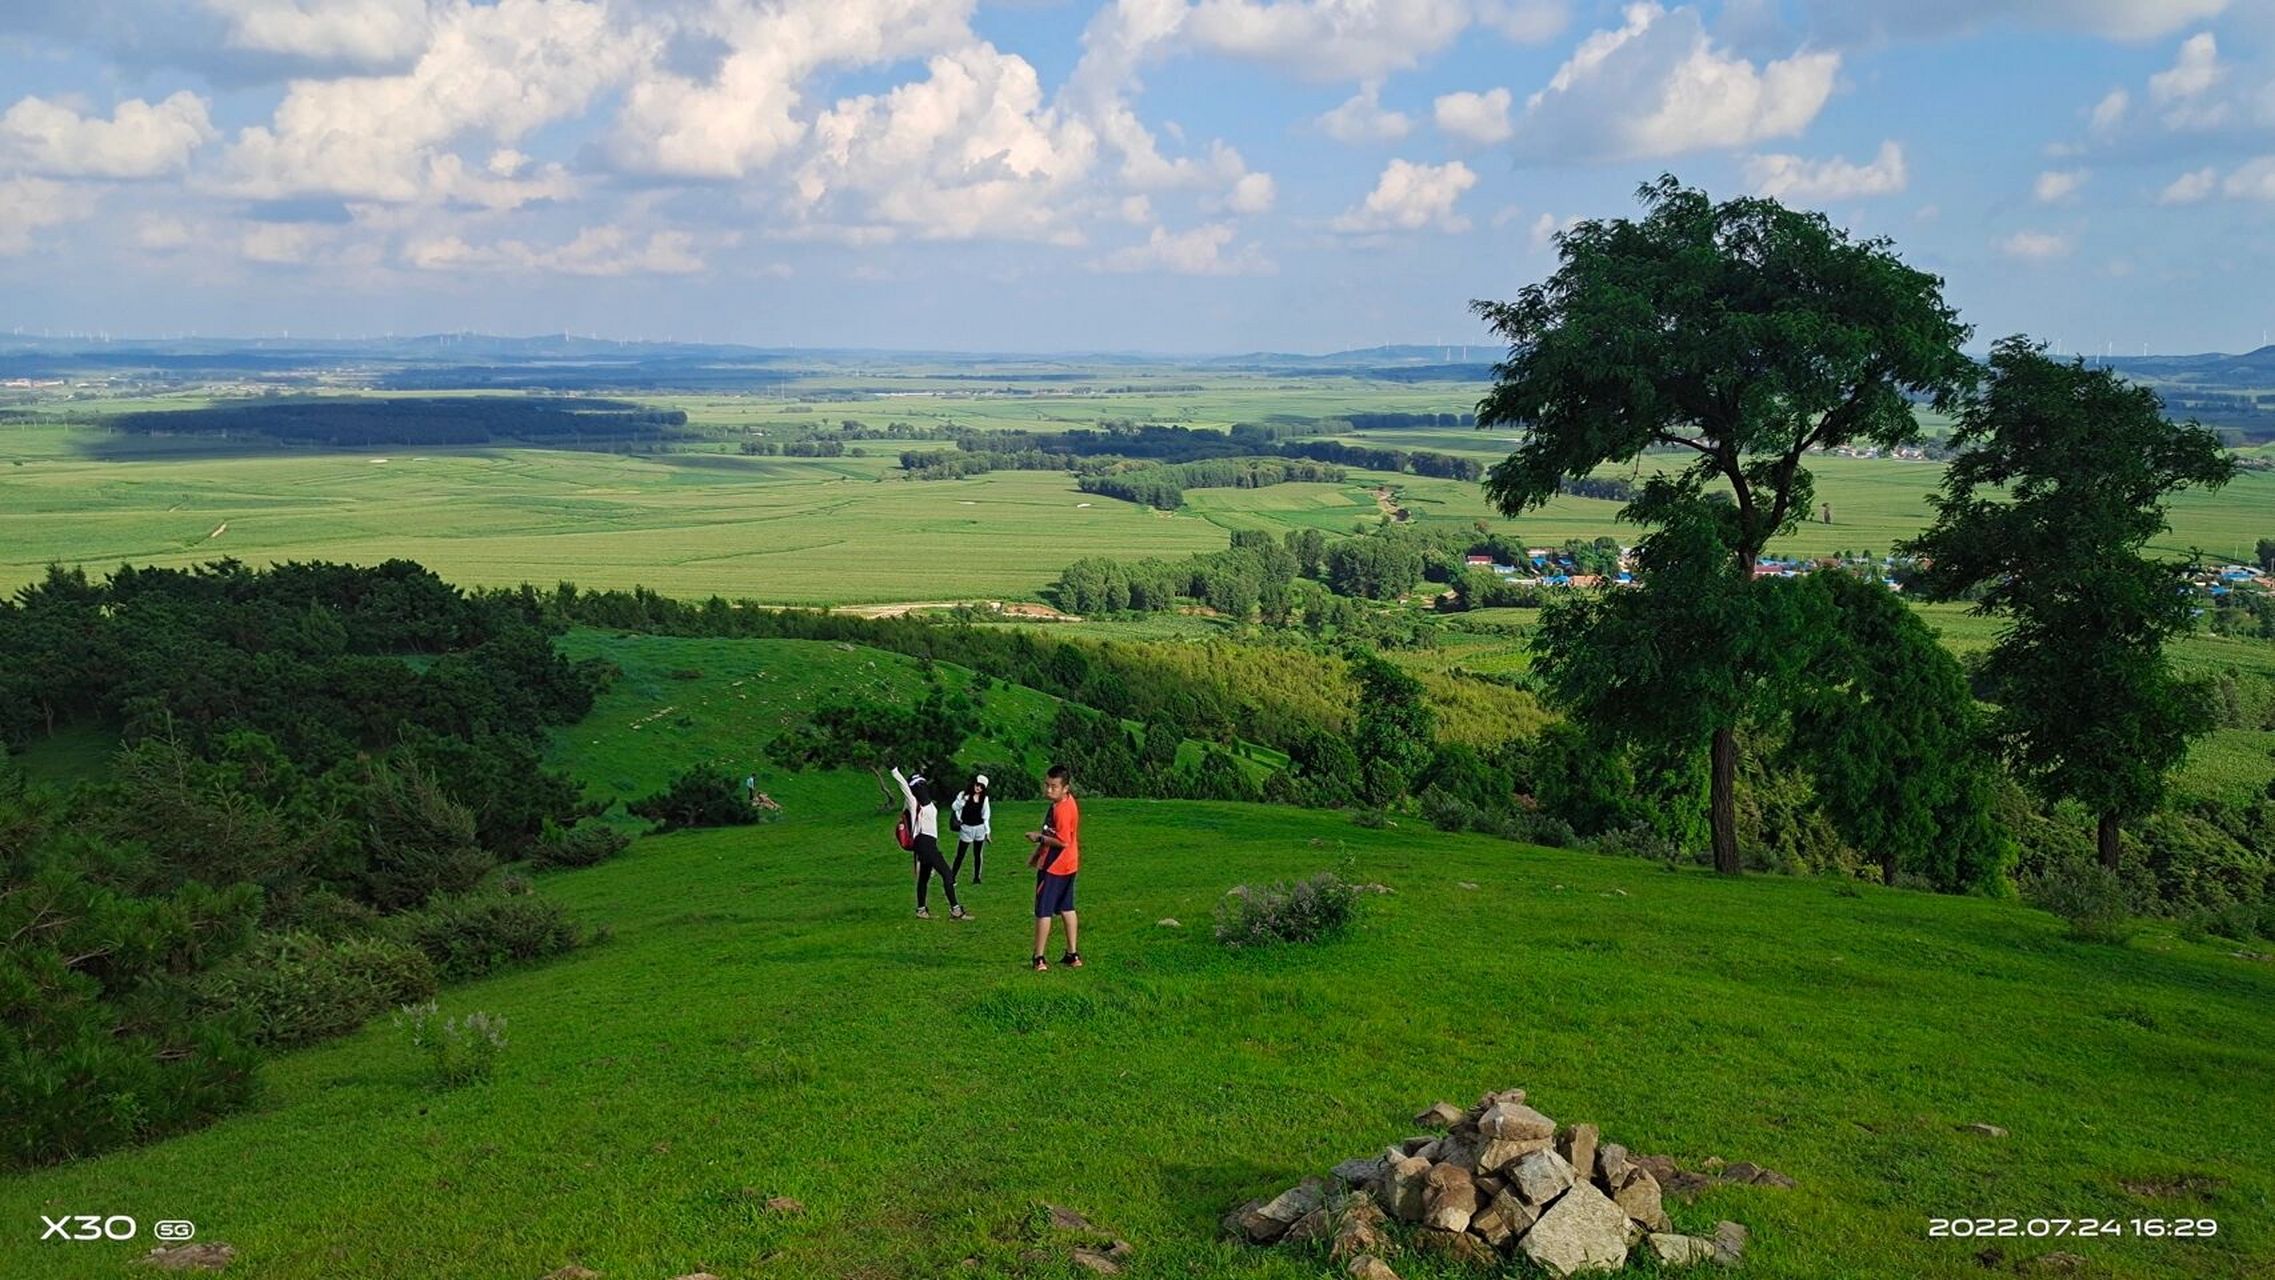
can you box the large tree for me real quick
[1472,175,1976,873]
[1902,338,2236,870]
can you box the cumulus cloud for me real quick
[2087,88,2127,132]
[1091,221,1272,274]
[1797,0,2229,43]
[2159,166,2219,203]
[2033,168,2087,202]
[1317,84,1412,144]
[405,224,708,275]
[1223,171,1276,213]
[1744,140,1907,200]
[1529,210,1581,248]
[1478,0,1570,44]
[0,92,215,179]
[1182,0,1472,83]
[1999,229,2071,260]
[2149,33,2222,103]
[2222,156,2275,201]
[0,176,97,253]
[203,0,436,66]
[1510,3,1838,161]
[1332,158,1476,233]
[1434,87,1513,144]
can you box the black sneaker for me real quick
[1060,952,1083,969]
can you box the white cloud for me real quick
[1478,0,1570,44]
[239,221,332,264]
[2149,33,2221,103]
[1999,229,2071,260]
[0,92,215,179]
[1183,0,1472,82]
[0,176,97,254]
[1510,3,1838,161]
[2159,166,2219,203]
[2033,168,2087,202]
[201,0,436,67]
[1798,1,2229,43]
[404,225,708,275]
[1434,87,1514,144]
[2087,88,2128,132]
[1091,221,1272,274]
[1529,210,1580,248]
[133,214,197,251]
[1317,84,1412,144]
[1224,171,1276,213]
[1744,140,1907,200]
[2223,156,2275,201]
[1332,158,1476,233]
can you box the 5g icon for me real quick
[155,1221,197,1242]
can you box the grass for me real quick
[2,799,2269,1278]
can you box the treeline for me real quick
[902,421,1483,487]
[2,560,615,1167]
[1345,412,1477,429]
[741,439,849,457]
[105,397,692,448]
[1075,457,1346,510]
[1277,439,1484,480]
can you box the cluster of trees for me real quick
[2,560,612,1166]
[105,397,691,448]
[741,438,850,457]
[1075,457,1346,509]
[1344,412,1477,429]
[899,447,1078,479]
[1469,176,2253,911]
[1278,439,1484,480]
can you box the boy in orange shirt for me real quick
[1025,763,1081,972]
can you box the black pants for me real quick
[913,835,959,911]
[952,837,987,884]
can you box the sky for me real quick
[2,0,2273,354]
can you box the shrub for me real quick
[1214,870,1362,947]
[356,758,493,911]
[199,931,439,1049]
[394,1001,508,1086]
[1506,811,1577,849]
[1587,823,1687,865]
[627,766,763,831]
[528,821,632,870]
[1349,808,1390,829]
[1419,785,1478,833]
[389,893,582,980]
[2023,860,2135,944]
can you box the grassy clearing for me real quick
[2,797,2268,1279]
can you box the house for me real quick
[1465,554,1494,567]
[1492,563,1519,577]
[1568,574,1604,589]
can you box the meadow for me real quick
[2,626,2270,1280]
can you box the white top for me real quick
[891,768,937,840]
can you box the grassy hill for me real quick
[2,802,2267,1278]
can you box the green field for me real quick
[3,632,2270,1277]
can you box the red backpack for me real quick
[894,811,915,851]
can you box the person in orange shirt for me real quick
[1025,763,1081,972]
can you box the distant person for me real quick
[744,773,759,807]
[949,774,992,886]
[1025,764,1080,971]
[893,766,969,921]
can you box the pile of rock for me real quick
[1226,1089,1777,1278]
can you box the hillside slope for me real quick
[2,799,2268,1279]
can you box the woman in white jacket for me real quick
[893,767,969,920]
[949,775,992,886]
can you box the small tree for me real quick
[1473,175,1975,873]
[767,683,973,803]
[1348,653,1436,805]
[1903,339,2236,870]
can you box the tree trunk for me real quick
[1710,725,1740,876]
[1881,847,1898,887]
[2097,810,2121,872]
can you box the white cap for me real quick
[975,774,989,788]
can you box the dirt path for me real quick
[832,600,1083,622]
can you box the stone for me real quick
[1557,1124,1600,1187]
[1422,1162,1480,1233]
[1106,1240,1133,1259]
[1240,1179,1327,1244]
[1712,1220,1748,1266]
[764,1197,805,1215]
[1415,1227,1498,1266]
[1511,1147,1579,1206]
[1046,1204,1100,1234]
[1346,1256,1401,1280]
[1636,1155,1718,1198]
[1397,1136,1434,1156]
[1958,1123,2008,1138]
[1413,1138,1444,1162]
[1646,1234,1720,1267]
[1329,1200,1391,1263]
[1595,1143,1633,1190]
[136,1245,237,1272]
[1432,1131,1487,1172]
[1469,1188,1538,1249]
[1473,1174,1504,1199]
[1379,1155,1432,1223]
[1222,1199,1264,1240]
[1156,918,1180,927]
[1476,1087,1528,1110]
[1332,1154,1388,1189]
[1070,1248,1123,1275]
[1477,1135,1555,1174]
[1700,1156,1726,1172]
[1416,1101,1466,1129]
[1478,1101,1557,1141]
[1612,1166,1673,1233]
[1284,1207,1336,1245]
[1721,1162,1796,1189]
[1519,1179,1631,1277]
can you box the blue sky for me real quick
[2,0,2271,353]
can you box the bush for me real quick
[627,766,763,831]
[2023,860,2135,944]
[389,893,582,980]
[1506,811,1577,849]
[1587,823,1688,865]
[393,1001,508,1087]
[528,821,632,870]
[1419,785,1478,833]
[357,758,493,911]
[1349,808,1390,829]
[1214,870,1362,947]
[199,931,439,1049]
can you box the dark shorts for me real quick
[1035,872,1077,918]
